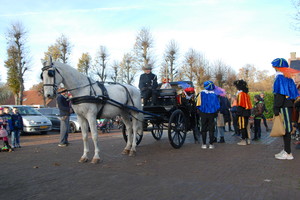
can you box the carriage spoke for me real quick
[171,131,177,142]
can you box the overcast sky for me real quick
[0,0,299,89]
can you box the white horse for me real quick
[41,59,143,164]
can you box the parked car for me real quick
[37,107,81,133]
[1,105,52,134]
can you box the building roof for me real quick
[290,60,300,70]
[3,90,56,107]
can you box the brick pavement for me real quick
[0,121,300,200]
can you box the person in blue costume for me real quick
[272,58,299,160]
[196,81,220,149]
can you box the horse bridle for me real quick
[41,63,64,96]
[41,62,98,95]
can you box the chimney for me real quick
[290,52,296,60]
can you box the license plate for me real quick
[40,126,48,129]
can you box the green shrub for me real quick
[249,91,273,119]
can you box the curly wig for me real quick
[234,79,249,93]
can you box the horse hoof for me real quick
[121,149,130,155]
[78,157,88,163]
[91,158,100,164]
[129,150,136,157]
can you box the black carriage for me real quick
[123,81,200,149]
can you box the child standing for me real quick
[0,107,13,152]
[252,95,264,140]
[216,95,227,143]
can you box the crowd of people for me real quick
[139,58,300,160]
[2,57,300,161]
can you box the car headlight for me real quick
[46,119,52,125]
[22,119,30,126]
[29,120,38,125]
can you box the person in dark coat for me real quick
[11,108,23,148]
[259,92,270,132]
[57,90,71,147]
[138,64,158,106]
[223,95,232,132]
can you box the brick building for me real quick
[3,90,56,107]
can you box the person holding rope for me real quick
[57,88,71,147]
[138,64,158,106]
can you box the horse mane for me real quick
[54,61,93,87]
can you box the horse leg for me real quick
[78,117,89,163]
[87,116,100,164]
[121,116,133,155]
[129,114,141,157]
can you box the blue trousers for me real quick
[60,116,70,144]
[11,130,20,147]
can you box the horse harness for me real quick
[70,81,136,118]
[41,63,136,118]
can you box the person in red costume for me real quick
[234,79,252,145]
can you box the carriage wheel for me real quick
[122,125,143,145]
[151,123,164,140]
[168,109,187,149]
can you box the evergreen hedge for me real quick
[249,91,273,119]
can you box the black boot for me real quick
[218,137,225,143]
[213,136,217,143]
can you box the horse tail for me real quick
[127,85,143,128]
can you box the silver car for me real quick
[1,105,52,134]
[37,107,81,133]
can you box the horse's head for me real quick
[40,57,64,98]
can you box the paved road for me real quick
[0,123,300,200]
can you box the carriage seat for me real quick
[156,88,177,108]
[157,89,177,98]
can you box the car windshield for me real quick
[16,106,42,116]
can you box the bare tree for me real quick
[292,0,300,31]
[77,52,92,75]
[43,44,61,61]
[224,68,238,94]
[0,84,13,104]
[44,34,72,63]
[237,64,256,88]
[94,46,109,82]
[251,69,273,92]
[182,48,197,82]
[56,34,72,63]
[4,21,29,105]
[194,53,211,89]
[175,69,185,82]
[212,59,229,88]
[163,39,179,82]
[159,58,169,82]
[120,53,137,85]
[134,27,155,69]
[110,60,120,83]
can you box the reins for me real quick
[41,61,149,123]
